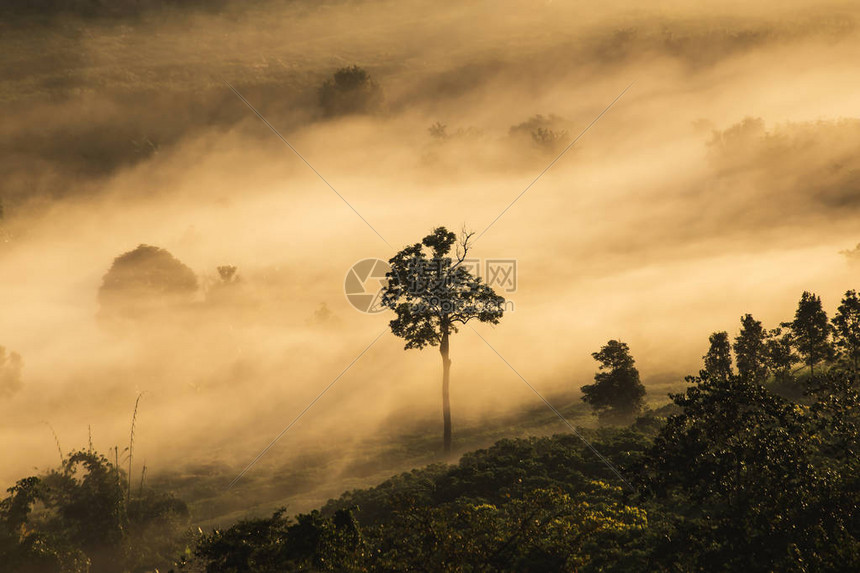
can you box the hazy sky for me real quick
[2,0,860,495]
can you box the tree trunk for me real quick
[440,328,452,454]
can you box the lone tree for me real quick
[99,244,198,319]
[318,65,383,117]
[702,331,733,381]
[785,291,834,376]
[581,340,646,425]
[381,227,505,453]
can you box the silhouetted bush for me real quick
[98,244,198,319]
[318,66,384,117]
[509,114,569,153]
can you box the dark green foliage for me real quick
[833,289,860,378]
[581,340,646,424]
[764,327,795,382]
[0,450,189,573]
[702,331,732,380]
[382,227,505,351]
[733,313,769,382]
[188,431,653,572]
[763,327,804,400]
[324,433,645,522]
[127,489,193,570]
[643,368,860,571]
[786,291,835,375]
[318,66,384,117]
[186,508,365,573]
[370,486,645,573]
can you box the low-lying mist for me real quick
[2,0,860,514]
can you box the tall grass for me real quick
[127,392,143,501]
[43,421,64,464]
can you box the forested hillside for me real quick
[3,290,858,571]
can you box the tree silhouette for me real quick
[318,65,383,117]
[733,314,768,383]
[580,340,645,424]
[832,290,860,380]
[785,291,833,376]
[381,227,506,453]
[217,265,238,283]
[702,331,732,381]
[98,244,198,318]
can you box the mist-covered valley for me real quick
[2,1,860,570]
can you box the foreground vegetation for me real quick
[3,289,859,571]
[178,368,857,571]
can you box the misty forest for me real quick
[2,1,860,571]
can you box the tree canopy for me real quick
[580,340,646,424]
[832,289,860,378]
[318,65,384,117]
[786,291,834,375]
[98,244,198,318]
[702,331,732,381]
[382,227,505,350]
[733,313,769,382]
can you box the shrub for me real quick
[98,244,198,319]
[318,66,383,117]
